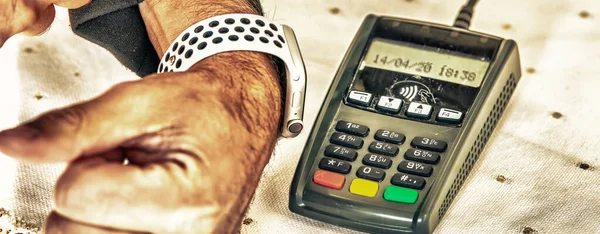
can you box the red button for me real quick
[313,170,345,190]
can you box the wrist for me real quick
[140,0,283,140]
[139,0,263,55]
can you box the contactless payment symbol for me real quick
[389,80,437,104]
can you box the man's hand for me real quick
[0,0,90,47]
[0,0,282,233]
[0,65,281,233]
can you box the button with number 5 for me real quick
[368,141,399,156]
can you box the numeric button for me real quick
[319,157,352,174]
[368,141,399,156]
[375,129,405,144]
[411,137,447,152]
[330,132,364,149]
[404,149,440,164]
[356,166,386,182]
[362,154,392,169]
[391,173,426,190]
[397,161,433,177]
[335,120,369,137]
[324,145,357,161]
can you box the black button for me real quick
[374,129,405,144]
[391,173,426,190]
[356,166,386,182]
[362,154,392,169]
[319,157,351,174]
[335,120,369,137]
[330,132,364,149]
[324,145,357,161]
[405,149,440,164]
[368,141,399,156]
[397,161,433,177]
[411,137,447,152]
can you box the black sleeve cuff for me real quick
[69,0,159,77]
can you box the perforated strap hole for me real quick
[278,35,286,44]
[219,27,229,34]
[235,26,245,33]
[185,49,194,58]
[164,53,170,62]
[225,18,235,24]
[244,35,254,41]
[178,45,186,55]
[175,59,182,68]
[255,19,265,27]
[189,37,198,45]
[274,41,282,48]
[209,20,219,27]
[265,30,274,37]
[203,31,213,38]
[269,23,278,31]
[228,35,239,41]
[172,42,179,52]
[250,27,260,34]
[198,42,207,50]
[259,37,269,43]
[213,37,223,44]
[182,33,190,41]
[194,25,204,33]
[241,18,251,24]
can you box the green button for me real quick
[384,186,418,204]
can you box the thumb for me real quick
[0,81,157,163]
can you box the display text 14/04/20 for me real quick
[372,54,433,73]
[371,54,478,83]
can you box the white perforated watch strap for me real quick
[157,14,296,76]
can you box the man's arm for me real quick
[139,0,282,232]
[140,0,281,139]
[0,1,284,233]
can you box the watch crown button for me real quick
[288,120,303,134]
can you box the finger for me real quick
[20,5,55,36]
[53,0,92,9]
[45,211,148,234]
[53,152,218,234]
[0,81,165,163]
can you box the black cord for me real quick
[453,0,479,29]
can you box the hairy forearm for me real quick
[139,0,281,143]
[138,1,281,232]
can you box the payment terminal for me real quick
[288,1,522,233]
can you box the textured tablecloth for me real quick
[1,0,600,233]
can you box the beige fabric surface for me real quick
[1,0,599,233]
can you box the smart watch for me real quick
[157,14,307,138]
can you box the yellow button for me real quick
[349,178,379,197]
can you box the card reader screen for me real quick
[350,38,492,113]
[362,38,490,88]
